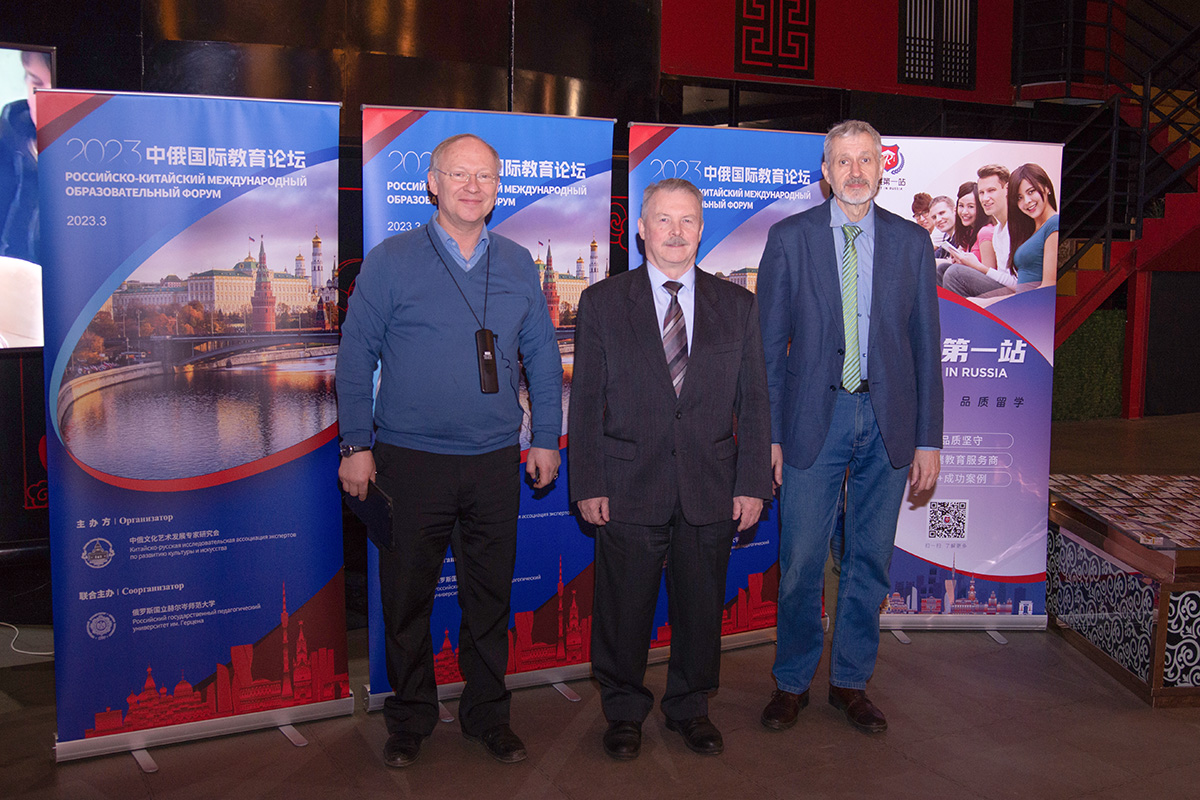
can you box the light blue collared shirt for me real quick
[430,214,489,271]
[645,261,696,353]
[830,200,875,382]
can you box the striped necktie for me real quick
[841,224,862,390]
[662,280,687,396]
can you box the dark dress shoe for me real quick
[383,731,424,767]
[464,723,528,763]
[760,688,810,730]
[602,720,642,760]
[664,715,724,755]
[828,686,887,733]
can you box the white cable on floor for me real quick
[0,622,54,657]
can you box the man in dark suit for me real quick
[568,178,772,760]
[757,121,943,734]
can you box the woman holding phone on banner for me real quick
[1006,162,1060,289]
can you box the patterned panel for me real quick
[1164,591,1200,688]
[1048,526,1158,683]
[734,0,816,80]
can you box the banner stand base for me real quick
[986,630,1010,645]
[880,615,1047,632]
[891,630,912,644]
[438,702,454,723]
[54,694,354,763]
[131,749,157,774]
[553,682,581,702]
[278,724,309,746]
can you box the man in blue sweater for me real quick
[337,133,563,768]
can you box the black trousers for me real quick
[374,443,520,737]
[591,508,736,723]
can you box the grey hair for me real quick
[823,120,883,164]
[641,178,704,225]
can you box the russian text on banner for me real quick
[39,90,348,761]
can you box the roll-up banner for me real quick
[38,91,349,761]
[360,107,614,708]
[628,124,1058,632]
[628,123,825,641]
[874,137,1060,629]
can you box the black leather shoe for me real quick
[602,720,642,761]
[828,686,887,733]
[383,731,424,767]
[760,688,810,730]
[464,723,528,763]
[664,715,723,755]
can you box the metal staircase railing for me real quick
[1013,1,1200,279]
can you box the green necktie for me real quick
[841,224,862,389]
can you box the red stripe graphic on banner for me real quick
[36,92,112,151]
[904,548,1046,583]
[363,109,427,164]
[936,287,1049,364]
[67,425,339,493]
[628,126,677,171]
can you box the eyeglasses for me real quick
[433,168,498,185]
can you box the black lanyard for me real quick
[426,224,490,330]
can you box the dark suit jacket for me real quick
[568,264,772,527]
[757,198,943,470]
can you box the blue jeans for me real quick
[773,390,910,692]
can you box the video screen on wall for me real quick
[0,42,54,350]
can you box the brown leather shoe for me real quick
[828,686,887,733]
[464,723,528,763]
[760,688,810,730]
[664,715,723,755]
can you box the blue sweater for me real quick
[1014,214,1059,285]
[336,225,563,455]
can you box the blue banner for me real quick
[360,107,614,701]
[38,91,349,760]
[628,125,1057,631]
[627,123,827,637]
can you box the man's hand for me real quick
[526,446,561,489]
[338,450,376,501]
[771,444,784,491]
[733,496,765,532]
[577,496,610,526]
[909,449,940,494]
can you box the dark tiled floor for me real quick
[3,414,1200,799]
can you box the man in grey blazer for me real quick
[568,178,772,760]
[757,121,943,734]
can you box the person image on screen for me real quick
[568,178,771,760]
[336,133,563,769]
[756,120,942,734]
[0,50,52,263]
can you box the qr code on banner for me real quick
[929,500,968,539]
